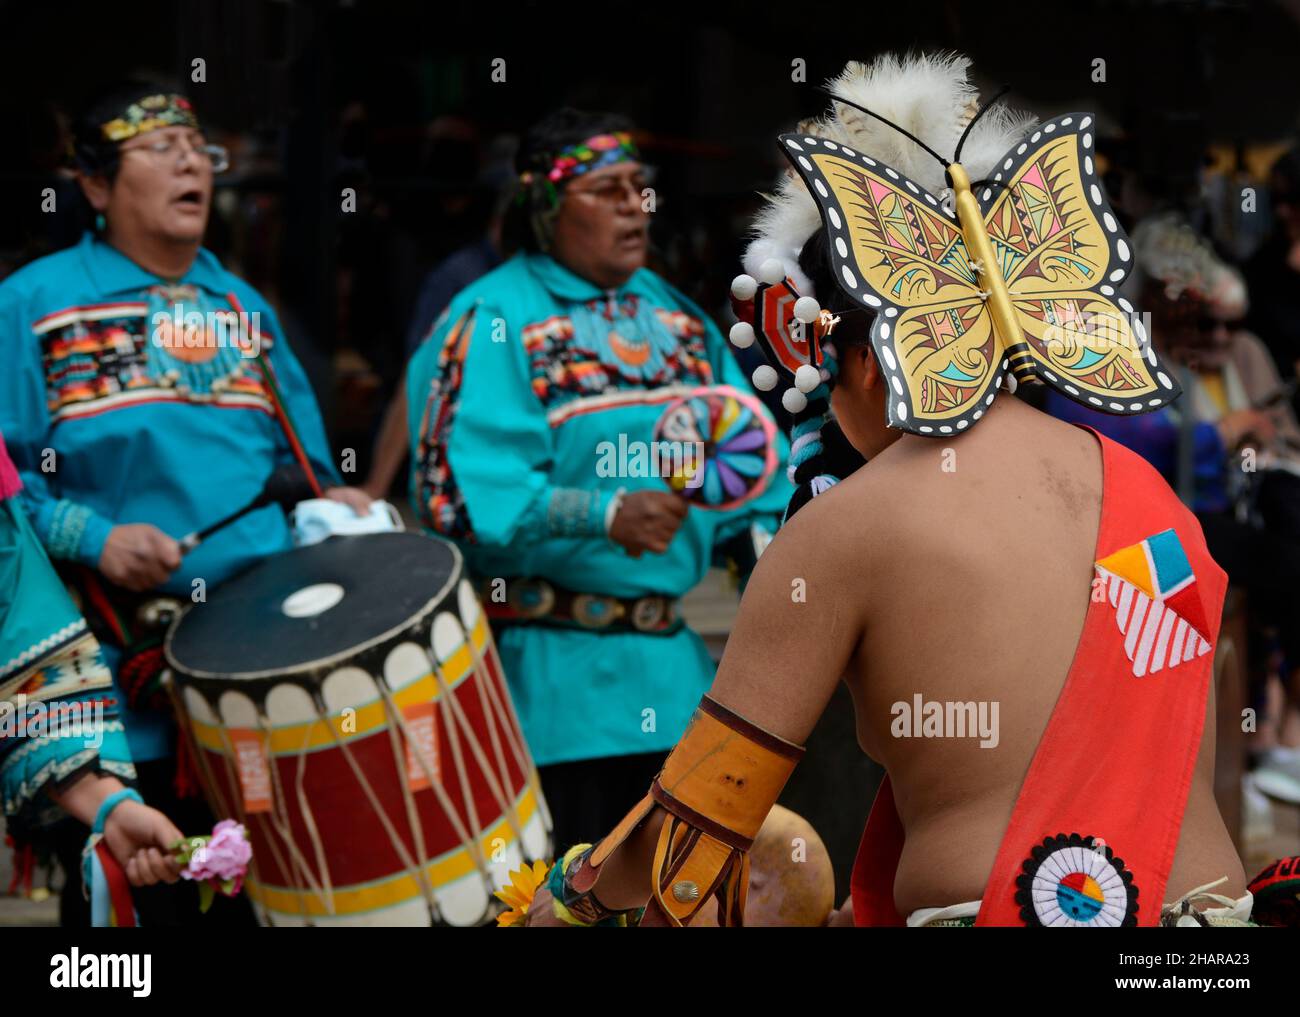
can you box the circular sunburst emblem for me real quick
[651,385,777,511]
[1014,833,1138,927]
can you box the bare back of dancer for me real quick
[829,396,1245,914]
[530,397,1245,921]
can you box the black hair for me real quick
[1270,144,1300,208]
[502,107,636,253]
[70,81,192,180]
[779,229,868,521]
[797,227,873,345]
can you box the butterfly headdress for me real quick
[732,53,1183,446]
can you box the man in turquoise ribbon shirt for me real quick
[0,83,370,923]
[407,108,792,848]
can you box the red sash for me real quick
[851,430,1227,926]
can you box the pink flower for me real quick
[182,819,251,884]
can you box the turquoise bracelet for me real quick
[92,788,143,834]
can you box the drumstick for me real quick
[178,464,316,554]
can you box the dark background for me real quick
[4,0,1299,895]
[4,0,1299,464]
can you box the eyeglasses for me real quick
[566,169,655,206]
[119,134,230,174]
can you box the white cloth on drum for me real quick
[291,498,403,546]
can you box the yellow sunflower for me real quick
[494,859,552,927]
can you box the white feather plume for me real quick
[745,52,1037,295]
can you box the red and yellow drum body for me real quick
[165,532,551,926]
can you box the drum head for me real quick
[167,533,457,679]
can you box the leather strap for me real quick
[651,696,803,851]
[578,696,804,927]
[227,290,324,498]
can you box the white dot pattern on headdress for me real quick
[771,112,1171,435]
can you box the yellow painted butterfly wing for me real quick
[780,114,1182,436]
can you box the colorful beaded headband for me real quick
[100,93,199,143]
[519,131,639,198]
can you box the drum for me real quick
[164,532,551,926]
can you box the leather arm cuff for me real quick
[579,695,805,927]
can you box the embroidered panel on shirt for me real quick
[0,623,111,701]
[414,307,476,539]
[36,290,274,423]
[1094,528,1212,677]
[523,294,714,408]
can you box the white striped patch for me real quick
[1124,593,1150,660]
[1133,601,1164,677]
[1149,609,1176,675]
[1169,618,1188,663]
[1098,570,1211,677]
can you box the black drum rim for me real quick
[164,533,463,685]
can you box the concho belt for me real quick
[477,577,680,634]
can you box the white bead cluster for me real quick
[728,269,826,415]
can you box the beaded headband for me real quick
[519,131,639,200]
[100,93,199,143]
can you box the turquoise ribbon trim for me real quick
[92,787,143,834]
[46,499,93,561]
